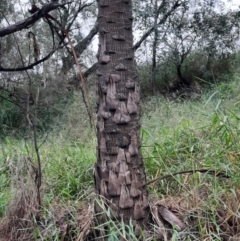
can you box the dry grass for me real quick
[0,156,40,241]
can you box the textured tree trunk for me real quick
[94,0,150,236]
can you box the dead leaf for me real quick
[158,205,186,231]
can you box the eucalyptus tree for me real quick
[161,0,240,88]
[161,4,198,87]
[133,0,240,93]
[0,0,98,132]
[194,4,240,68]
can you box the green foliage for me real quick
[94,199,140,241]
[0,93,22,136]
[0,178,11,216]
[140,81,240,239]
[142,80,240,179]
[137,52,237,95]
[36,90,75,133]
[43,140,95,201]
[0,88,75,138]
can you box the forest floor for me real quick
[1,79,240,240]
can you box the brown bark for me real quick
[94,0,150,237]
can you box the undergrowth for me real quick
[1,79,240,240]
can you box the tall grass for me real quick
[140,79,240,239]
[1,78,240,239]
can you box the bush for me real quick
[137,51,237,96]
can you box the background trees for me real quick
[0,0,98,134]
[1,0,239,124]
[134,0,240,96]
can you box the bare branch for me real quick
[0,2,71,37]
[61,22,98,74]
[0,45,65,72]
[66,1,95,32]
[133,0,181,51]
[83,62,98,78]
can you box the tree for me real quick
[0,1,98,132]
[94,0,150,237]
[133,0,240,95]
[162,5,197,87]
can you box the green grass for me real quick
[1,79,240,239]
[42,139,95,201]
[139,79,240,239]
[141,79,240,183]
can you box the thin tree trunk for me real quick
[94,0,150,237]
[151,0,159,96]
[177,64,183,83]
[177,63,189,86]
[206,52,213,70]
[152,36,157,95]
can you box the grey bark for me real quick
[94,0,150,237]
